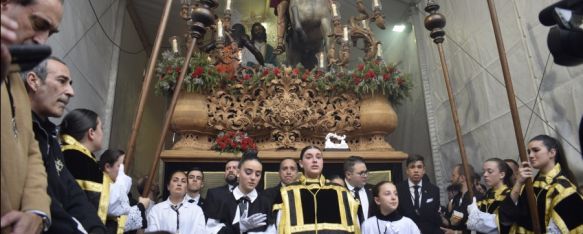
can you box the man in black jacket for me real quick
[397,154,442,234]
[203,159,239,218]
[263,157,298,205]
[24,57,106,233]
[343,156,375,223]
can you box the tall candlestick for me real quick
[170,36,179,53]
[343,26,349,41]
[226,0,231,11]
[319,52,325,68]
[217,19,223,38]
[331,3,338,17]
[377,44,382,58]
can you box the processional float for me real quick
[424,0,540,232]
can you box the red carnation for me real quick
[191,66,204,77]
[175,66,182,73]
[365,70,376,79]
[292,68,299,76]
[262,69,270,77]
[357,64,365,71]
[383,73,390,81]
[274,67,281,77]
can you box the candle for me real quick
[226,0,231,11]
[217,19,223,38]
[331,3,338,17]
[343,26,349,41]
[170,36,178,53]
[319,52,325,68]
[373,0,379,7]
[362,20,368,29]
[377,44,383,58]
[238,50,243,61]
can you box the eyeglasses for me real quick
[354,171,369,177]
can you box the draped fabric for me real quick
[476,185,511,233]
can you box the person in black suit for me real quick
[263,157,299,205]
[203,159,239,219]
[186,167,206,208]
[343,156,376,224]
[441,164,474,234]
[397,154,442,234]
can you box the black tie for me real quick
[413,185,420,209]
[188,199,195,203]
[170,203,182,233]
[353,187,365,223]
[238,196,250,217]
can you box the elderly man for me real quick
[263,157,298,205]
[23,57,106,233]
[1,0,64,233]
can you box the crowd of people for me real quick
[2,0,583,234]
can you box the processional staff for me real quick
[485,0,541,232]
[423,1,474,199]
[141,0,217,197]
[124,0,174,171]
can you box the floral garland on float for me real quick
[154,50,413,105]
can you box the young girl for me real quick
[206,152,272,233]
[466,158,513,233]
[500,134,583,233]
[362,181,420,234]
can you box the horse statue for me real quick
[286,0,333,69]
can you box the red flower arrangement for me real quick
[212,131,257,154]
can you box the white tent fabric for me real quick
[412,0,583,204]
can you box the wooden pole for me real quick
[436,44,474,198]
[141,38,198,197]
[424,2,474,198]
[486,0,540,232]
[124,0,174,171]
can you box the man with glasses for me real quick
[343,156,375,224]
[397,154,442,234]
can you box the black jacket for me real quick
[204,184,234,219]
[32,113,106,234]
[396,178,442,234]
[345,183,376,221]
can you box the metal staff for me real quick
[424,1,474,198]
[124,0,174,171]
[486,0,540,232]
[141,0,217,197]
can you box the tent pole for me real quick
[486,0,540,232]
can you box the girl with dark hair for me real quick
[361,181,420,234]
[206,151,273,233]
[59,109,109,222]
[466,158,514,233]
[271,146,361,233]
[500,134,583,233]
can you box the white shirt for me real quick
[346,180,369,219]
[408,179,422,207]
[361,215,420,234]
[146,197,206,234]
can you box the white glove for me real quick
[466,197,498,234]
[239,210,267,233]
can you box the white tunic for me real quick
[146,198,206,234]
[361,215,420,234]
